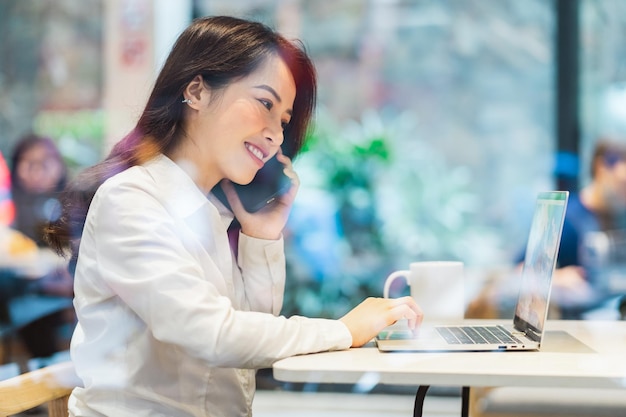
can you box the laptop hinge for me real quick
[524,328,541,342]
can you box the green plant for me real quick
[281,108,499,318]
[283,108,400,318]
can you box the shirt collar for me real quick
[143,154,234,228]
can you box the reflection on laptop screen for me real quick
[514,191,569,336]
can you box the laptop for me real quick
[376,191,569,352]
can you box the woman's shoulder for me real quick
[101,163,148,187]
[94,154,205,214]
[98,154,169,190]
[92,159,163,209]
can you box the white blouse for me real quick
[68,154,352,417]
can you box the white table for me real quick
[273,320,626,417]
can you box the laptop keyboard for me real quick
[436,325,523,345]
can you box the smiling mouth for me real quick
[245,143,266,162]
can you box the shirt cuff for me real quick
[325,319,353,350]
[237,232,284,269]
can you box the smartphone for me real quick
[211,155,291,213]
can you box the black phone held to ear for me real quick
[211,155,291,213]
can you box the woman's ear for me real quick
[183,75,209,108]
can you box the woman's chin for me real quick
[233,172,257,186]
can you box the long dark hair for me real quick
[45,15,317,259]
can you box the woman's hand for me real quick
[340,296,423,347]
[221,151,299,240]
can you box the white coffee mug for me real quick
[383,261,465,322]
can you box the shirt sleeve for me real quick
[86,179,352,369]
[237,232,285,315]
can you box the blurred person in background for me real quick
[5,133,74,361]
[11,134,67,249]
[468,139,626,320]
[45,16,420,417]
[554,139,626,318]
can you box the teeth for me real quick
[246,143,264,160]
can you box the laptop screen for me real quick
[513,191,569,341]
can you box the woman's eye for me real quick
[281,120,290,130]
[258,99,273,110]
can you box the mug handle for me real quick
[383,270,410,298]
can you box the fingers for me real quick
[275,152,300,188]
[389,297,423,329]
[390,296,422,316]
[339,296,424,347]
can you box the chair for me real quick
[0,294,74,365]
[0,360,79,417]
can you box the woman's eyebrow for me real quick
[254,84,293,116]
[254,84,282,103]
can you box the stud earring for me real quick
[182,98,193,104]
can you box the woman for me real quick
[8,134,73,359]
[46,16,421,417]
[11,134,67,246]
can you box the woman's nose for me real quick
[264,120,284,146]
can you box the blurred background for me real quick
[1,0,626,320]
